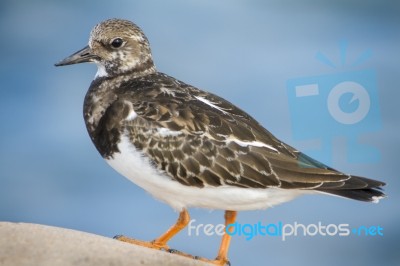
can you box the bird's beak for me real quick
[55,45,98,66]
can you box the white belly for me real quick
[106,133,306,211]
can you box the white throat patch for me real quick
[95,63,108,78]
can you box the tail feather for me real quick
[316,176,386,203]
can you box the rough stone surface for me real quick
[0,222,210,266]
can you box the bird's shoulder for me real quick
[115,72,285,148]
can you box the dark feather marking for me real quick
[201,170,223,186]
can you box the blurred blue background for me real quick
[1,1,399,265]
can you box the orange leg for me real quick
[115,208,190,250]
[196,210,237,265]
[153,208,190,248]
[216,210,237,263]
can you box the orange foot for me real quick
[115,208,190,251]
[198,258,230,266]
[113,235,169,250]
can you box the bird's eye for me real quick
[110,38,124,48]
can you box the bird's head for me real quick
[55,19,156,78]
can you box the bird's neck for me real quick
[101,58,157,80]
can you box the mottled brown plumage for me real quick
[88,71,385,200]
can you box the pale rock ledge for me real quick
[0,222,210,266]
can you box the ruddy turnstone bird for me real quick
[55,19,386,265]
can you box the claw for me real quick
[168,248,179,253]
